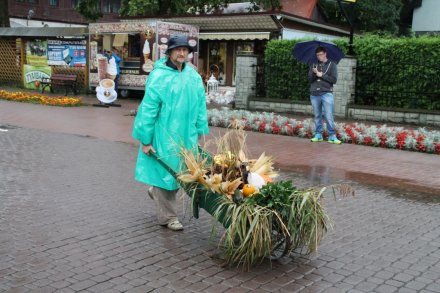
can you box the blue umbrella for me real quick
[292,40,345,65]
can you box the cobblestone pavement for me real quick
[0,99,438,195]
[1,126,440,293]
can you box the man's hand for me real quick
[312,68,323,77]
[142,144,156,155]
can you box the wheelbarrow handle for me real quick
[148,151,178,178]
[148,146,211,180]
[148,147,212,220]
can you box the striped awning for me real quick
[0,27,88,37]
[199,32,271,40]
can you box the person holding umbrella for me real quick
[293,41,344,144]
[308,46,341,144]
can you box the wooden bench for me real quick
[41,74,78,95]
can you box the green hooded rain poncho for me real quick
[132,58,209,190]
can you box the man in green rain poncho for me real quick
[132,34,209,231]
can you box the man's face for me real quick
[169,47,189,65]
[316,51,327,62]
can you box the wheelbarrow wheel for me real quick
[269,227,291,260]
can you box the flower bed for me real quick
[208,108,440,155]
[0,90,82,107]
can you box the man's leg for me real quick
[322,93,341,144]
[322,93,336,135]
[310,95,324,141]
[149,186,183,230]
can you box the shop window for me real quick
[103,0,120,13]
[28,0,38,3]
[49,0,58,6]
[236,42,254,55]
[128,34,141,58]
[207,42,227,86]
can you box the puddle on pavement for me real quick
[277,164,440,202]
[0,124,19,130]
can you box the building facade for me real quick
[412,0,439,34]
[7,0,120,27]
[4,0,349,88]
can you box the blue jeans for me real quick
[310,92,336,136]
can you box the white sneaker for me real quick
[166,220,184,231]
[147,187,154,200]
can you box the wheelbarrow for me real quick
[150,150,292,260]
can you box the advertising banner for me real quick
[47,39,87,67]
[26,40,48,66]
[23,65,52,90]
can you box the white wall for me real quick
[9,18,86,28]
[412,0,440,32]
[282,28,339,41]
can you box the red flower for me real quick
[258,122,266,133]
[294,124,303,135]
[435,143,440,155]
[344,126,357,144]
[286,124,294,136]
[272,126,281,134]
[364,136,373,146]
[378,133,387,148]
[396,132,408,150]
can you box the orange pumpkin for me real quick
[242,184,256,197]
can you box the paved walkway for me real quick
[1,93,440,293]
[0,96,438,195]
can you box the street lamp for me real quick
[27,9,34,27]
[337,0,357,55]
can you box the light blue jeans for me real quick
[310,92,336,136]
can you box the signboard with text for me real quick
[47,39,86,67]
[23,65,52,89]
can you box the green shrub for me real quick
[263,35,440,110]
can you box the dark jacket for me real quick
[308,60,337,96]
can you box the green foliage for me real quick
[246,180,295,218]
[119,0,280,17]
[212,180,336,270]
[354,35,440,110]
[264,35,440,110]
[75,0,103,22]
[264,39,309,101]
[75,0,281,22]
[213,201,276,270]
[318,0,403,35]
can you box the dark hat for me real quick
[166,34,193,54]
